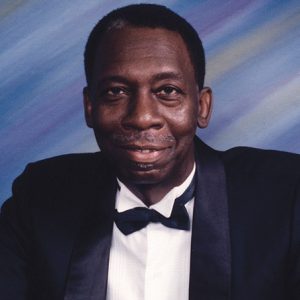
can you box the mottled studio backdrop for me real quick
[1,0,300,203]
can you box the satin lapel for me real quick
[189,139,231,300]
[64,161,117,300]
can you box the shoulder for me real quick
[3,152,113,224]
[218,146,300,217]
[194,137,300,182]
[20,152,106,179]
[11,152,110,198]
[24,152,104,172]
[220,146,300,182]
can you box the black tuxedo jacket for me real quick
[0,138,299,300]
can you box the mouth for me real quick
[118,144,171,164]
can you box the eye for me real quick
[156,86,183,99]
[105,87,128,96]
[98,86,130,103]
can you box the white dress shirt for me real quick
[106,164,195,300]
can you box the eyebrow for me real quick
[97,75,131,85]
[152,72,184,82]
[97,71,184,86]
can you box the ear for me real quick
[83,87,94,128]
[197,87,213,128]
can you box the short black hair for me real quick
[84,3,205,89]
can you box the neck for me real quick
[124,183,173,206]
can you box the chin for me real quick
[117,164,170,185]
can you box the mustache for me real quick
[111,133,175,144]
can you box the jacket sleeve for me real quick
[289,178,300,299]
[0,165,33,300]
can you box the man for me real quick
[0,4,299,300]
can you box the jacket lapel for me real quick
[189,138,231,300]
[64,158,117,300]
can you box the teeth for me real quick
[133,149,156,153]
[138,149,154,153]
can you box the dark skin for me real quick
[84,26,212,206]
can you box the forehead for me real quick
[91,26,195,83]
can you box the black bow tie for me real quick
[114,177,195,235]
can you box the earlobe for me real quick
[83,87,94,128]
[197,87,213,128]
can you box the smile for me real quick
[131,148,157,153]
[128,148,163,154]
[118,145,171,163]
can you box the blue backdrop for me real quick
[1,0,300,204]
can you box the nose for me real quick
[121,91,164,131]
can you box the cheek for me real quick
[91,106,121,132]
[166,104,198,137]
[91,108,122,150]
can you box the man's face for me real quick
[84,26,211,187]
